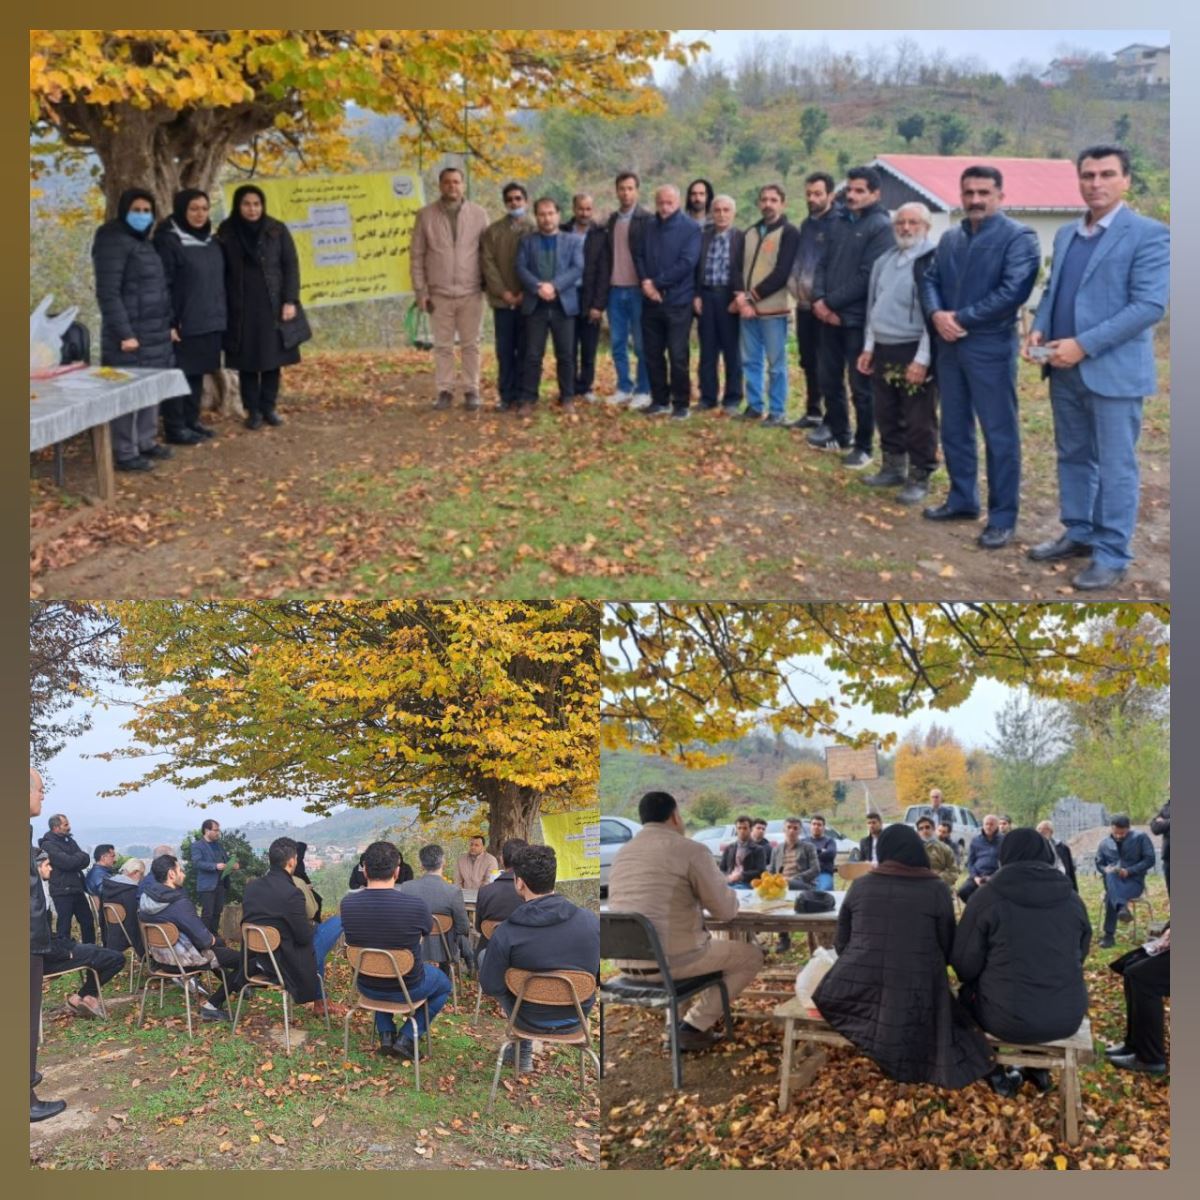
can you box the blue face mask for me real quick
[508,206,527,219]
[126,210,154,233]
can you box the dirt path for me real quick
[31,353,1170,600]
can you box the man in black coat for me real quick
[38,813,95,944]
[30,769,66,1123]
[1149,800,1170,895]
[858,812,883,864]
[240,837,323,1009]
[1037,820,1078,891]
[718,816,769,888]
[100,859,146,956]
[561,195,607,402]
[475,838,528,952]
[807,165,895,466]
[1107,926,1170,1075]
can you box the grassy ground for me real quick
[30,340,1170,600]
[599,872,1169,1170]
[32,949,598,1171]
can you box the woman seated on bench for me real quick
[952,827,1092,1096]
[813,824,992,1090]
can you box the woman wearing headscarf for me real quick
[813,823,992,1089]
[952,826,1091,1093]
[217,184,302,429]
[155,189,226,443]
[91,187,179,470]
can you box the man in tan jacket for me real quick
[410,166,490,411]
[607,791,762,1050]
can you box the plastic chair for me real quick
[487,968,599,1112]
[473,919,503,1021]
[429,912,459,1011]
[137,920,230,1040]
[102,900,145,994]
[342,945,431,1090]
[599,911,732,1090]
[232,923,329,1057]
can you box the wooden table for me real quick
[30,367,189,500]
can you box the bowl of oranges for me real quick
[751,871,789,901]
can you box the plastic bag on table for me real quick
[30,295,79,378]
[794,945,837,1015]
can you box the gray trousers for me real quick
[111,405,159,462]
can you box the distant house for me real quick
[868,154,1086,303]
[1039,57,1090,87]
[1113,43,1170,86]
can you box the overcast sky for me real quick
[658,29,1170,81]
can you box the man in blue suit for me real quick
[919,166,1040,550]
[516,197,584,414]
[1024,145,1170,590]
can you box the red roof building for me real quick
[871,155,1085,213]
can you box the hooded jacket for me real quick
[139,877,216,966]
[952,857,1091,1043]
[31,828,51,956]
[92,189,176,368]
[38,830,90,896]
[100,872,144,955]
[479,893,599,1027]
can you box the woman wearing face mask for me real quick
[154,189,226,444]
[91,187,179,471]
[217,185,303,429]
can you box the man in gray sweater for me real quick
[399,844,473,969]
[857,203,940,504]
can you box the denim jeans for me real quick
[1049,365,1144,568]
[312,914,343,979]
[740,315,789,419]
[357,963,452,1038]
[607,285,649,394]
[814,873,834,891]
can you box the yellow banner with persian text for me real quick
[223,171,424,308]
[540,809,600,882]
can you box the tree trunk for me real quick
[479,780,542,857]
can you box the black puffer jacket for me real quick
[38,830,90,896]
[951,860,1091,1044]
[154,218,228,337]
[813,868,992,1089]
[812,201,895,327]
[217,215,300,358]
[31,831,51,955]
[91,191,176,368]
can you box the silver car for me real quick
[599,815,641,897]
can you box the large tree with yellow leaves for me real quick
[99,601,600,851]
[30,29,703,216]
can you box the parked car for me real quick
[900,803,980,861]
[599,815,641,897]
[694,819,855,862]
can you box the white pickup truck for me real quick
[901,803,981,862]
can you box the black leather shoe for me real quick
[1098,936,1115,949]
[1105,1043,1132,1058]
[978,526,1015,550]
[189,423,216,439]
[389,1037,416,1062]
[263,411,284,427]
[245,413,264,430]
[116,456,154,472]
[165,429,205,445]
[1109,1054,1166,1076]
[32,1071,42,1087]
[669,1023,719,1052]
[922,503,979,522]
[141,444,173,460]
[1072,562,1127,591]
[1023,1068,1052,1094]
[1027,533,1092,562]
[30,1097,67,1123]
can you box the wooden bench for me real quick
[773,996,1095,1145]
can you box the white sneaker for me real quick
[606,390,632,406]
[629,392,653,411]
[583,391,598,403]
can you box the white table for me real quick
[31,367,189,499]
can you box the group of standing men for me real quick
[409,144,1167,587]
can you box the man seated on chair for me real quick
[917,816,959,892]
[475,838,529,953]
[400,843,474,972]
[241,837,330,1018]
[1095,814,1156,949]
[479,844,600,1075]
[339,841,453,1062]
[957,814,1004,904]
[608,791,763,1052]
[100,857,145,957]
[85,844,117,897]
[1106,925,1170,1076]
[768,817,818,952]
[139,853,244,1023]
[718,815,769,889]
[38,853,125,1020]
[804,815,838,890]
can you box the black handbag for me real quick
[794,889,836,914]
[279,304,313,350]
